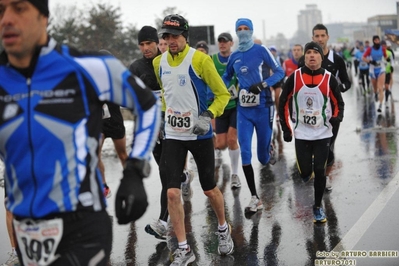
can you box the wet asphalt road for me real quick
[1,69,399,266]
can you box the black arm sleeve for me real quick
[329,75,345,122]
[279,73,295,133]
[335,54,351,92]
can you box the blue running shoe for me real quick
[313,206,327,223]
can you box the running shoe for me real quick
[2,252,19,266]
[325,176,332,192]
[181,170,194,201]
[215,149,223,159]
[269,145,277,165]
[170,245,195,266]
[231,174,241,189]
[377,103,382,113]
[216,224,234,255]
[245,196,263,213]
[313,206,327,223]
[104,185,111,198]
[145,219,167,240]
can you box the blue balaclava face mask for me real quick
[236,18,254,52]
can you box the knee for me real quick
[203,187,219,198]
[167,188,181,203]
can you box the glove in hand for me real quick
[283,131,292,142]
[370,60,377,66]
[338,84,349,93]
[115,160,149,224]
[193,110,213,135]
[249,82,267,95]
[329,117,341,126]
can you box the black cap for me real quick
[28,0,49,17]
[138,26,159,44]
[218,32,233,42]
[158,14,189,36]
[195,41,209,53]
[304,41,324,60]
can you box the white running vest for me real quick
[160,49,200,140]
[292,69,333,140]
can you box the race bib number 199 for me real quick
[14,218,63,266]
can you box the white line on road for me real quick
[331,171,399,253]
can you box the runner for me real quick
[222,18,284,214]
[0,1,160,265]
[153,14,233,265]
[354,42,370,95]
[362,35,390,112]
[211,32,242,189]
[129,25,193,241]
[279,41,345,223]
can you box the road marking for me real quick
[332,171,399,252]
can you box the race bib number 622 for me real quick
[14,218,63,266]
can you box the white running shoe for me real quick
[2,252,19,266]
[181,170,194,201]
[231,174,241,189]
[245,196,263,213]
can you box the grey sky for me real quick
[51,0,397,39]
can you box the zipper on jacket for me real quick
[26,77,37,217]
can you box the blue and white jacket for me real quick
[0,38,160,218]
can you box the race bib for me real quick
[228,84,238,100]
[239,89,260,107]
[359,61,368,68]
[299,108,323,127]
[14,218,63,266]
[165,107,193,132]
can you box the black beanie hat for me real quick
[304,41,324,60]
[28,0,49,17]
[138,26,159,44]
[372,35,380,42]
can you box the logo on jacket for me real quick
[178,75,186,86]
[3,104,19,120]
[239,66,249,75]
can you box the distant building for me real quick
[297,4,322,39]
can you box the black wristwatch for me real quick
[125,158,151,177]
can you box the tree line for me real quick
[49,4,179,66]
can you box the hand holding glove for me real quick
[283,131,292,142]
[369,60,377,66]
[115,159,150,224]
[249,81,267,95]
[338,84,349,93]
[329,117,341,126]
[192,110,213,135]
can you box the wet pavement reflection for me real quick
[1,72,399,266]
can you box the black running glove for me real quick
[369,60,377,66]
[283,131,292,142]
[115,159,150,224]
[249,81,267,95]
[193,110,213,135]
[329,117,341,126]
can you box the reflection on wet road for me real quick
[1,72,399,265]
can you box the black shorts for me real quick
[215,108,237,134]
[385,73,392,85]
[160,138,216,191]
[102,118,125,139]
[15,211,112,266]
